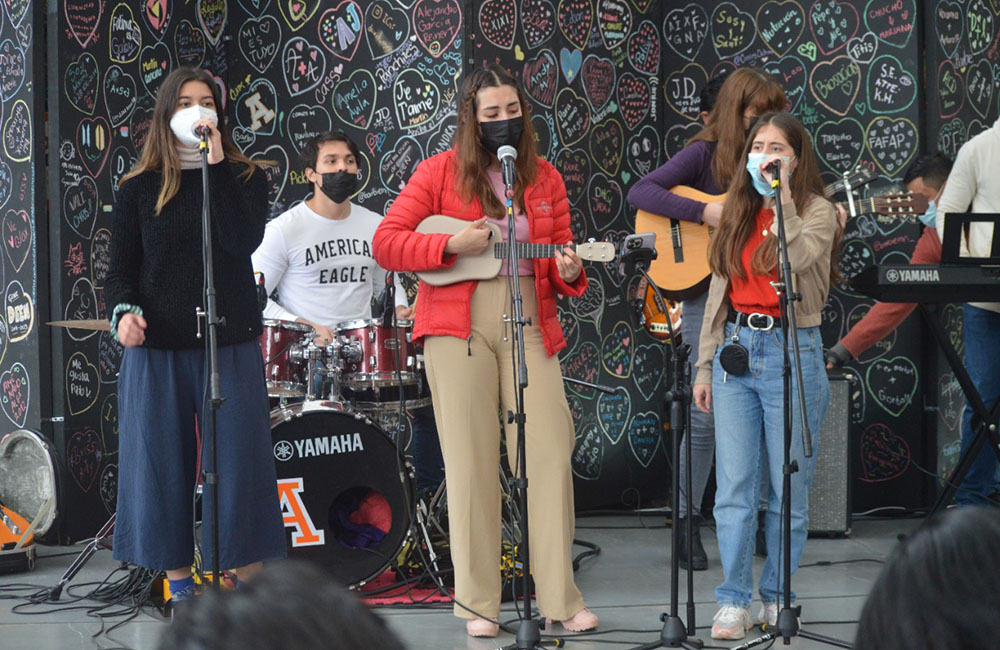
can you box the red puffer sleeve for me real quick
[373,153,457,272]
[544,164,588,297]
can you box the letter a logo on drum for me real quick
[277,478,325,547]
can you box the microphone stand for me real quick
[736,163,849,649]
[195,132,224,589]
[620,241,703,650]
[497,148,549,650]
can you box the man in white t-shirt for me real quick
[935,118,1000,506]
[252,131,402,344]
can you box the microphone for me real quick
[256,272,267,314]
[497,145,517,190]
[763,158,781,176]
[194,124,211,139]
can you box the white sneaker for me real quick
[711,605,753,640]
[758,602,778,628]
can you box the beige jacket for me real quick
[694,195,837,386]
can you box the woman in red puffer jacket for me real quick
[373,63,597,639]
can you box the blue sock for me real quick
[169,575,194,596]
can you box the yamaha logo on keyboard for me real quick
[886,268,940,283]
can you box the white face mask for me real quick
[169,105,218,148]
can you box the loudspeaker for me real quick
[808,371,852,536]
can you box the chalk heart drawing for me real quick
[318,1,363,61]
[238,16,282,74]
[662,4,708,62]
[554,87,590,146]
[251,144,289,205]
[967,1,994,54]
[65,0,104,49]
[580,54,615,111]
[866,356,918,417]
[866,117,917,177]
[5,281,33,342]
[558,0,593,51]
[65,52,98,115]
[67,352,101,416]
[571,419,603,481]
[559,47,581,85]
[521,0,556,48]
[573,267,604,320]
[763,55,807,112]
[588,119,623,177]
[808,0,859,55]
[966,59,994,120]
[77,116,111,178]
[560,341,601,399]
[3,99,30,162]
[664,122,702,159]
[632,343,665,401]
[597,388,631,445]
[1,208,29,273]
[64,277,100,342]
[866,55,915,114]
[600,320,634,378]
[143,0,172,39]
[936,60,965,120]
[859,423,910,483]
[174,18,206,68]
[846,32,878,64]
[627,19,659,75]
[815,117,864,174]
[276,0,319,31]
[810,55,861,117]
[627,124,659,177]
[628,411,661,468]
[283,37,326,96]
[934,0,963,59]
[109,3,143,65]
[523,49,558,108]
[937,373,964,432]
[863,0,915,48]
[479,0,517,49]
[197,0,227,46]
[63,175,98,240]
[4,0,29,27]
[0,161,11,212]
[710,2,755,60]
[756,0,805,57]
[412,0,462,58]
[364,1,410,59]
[103,64,137,127]
[597,0,632,51]
[67,428,103,492]
[0,362,28,427]
[100,393,119,451]
[616,72,650,130]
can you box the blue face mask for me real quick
[918,200,937,227]
[745,153,792,197]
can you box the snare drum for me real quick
[259,319,314,397]
[335,319,419,389]
[270,402,412,587]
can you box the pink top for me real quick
[487,170,535,277]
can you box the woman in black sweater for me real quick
[105,67,285,603]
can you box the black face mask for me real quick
[318,170,358,203]
[479,117,523,155]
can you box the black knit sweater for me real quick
[104,162,268,349]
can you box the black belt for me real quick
[727,309,777,331]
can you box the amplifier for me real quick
[808,372,852,536]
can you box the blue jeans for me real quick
[678,292,716,517]
[411,404,445,494]
[955,305,1000,506]
[712,322,829,607]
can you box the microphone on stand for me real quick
[497,145,517,191]
[194,124,211,139]
[255,272,267,314]
[763,158,781,176]
[381,271,395,328]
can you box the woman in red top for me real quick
[691,112,838,640]
[373,64,596,638]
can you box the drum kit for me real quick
[258,317,443,589]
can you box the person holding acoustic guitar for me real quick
[372,63,596,638]
[627,68,787,570]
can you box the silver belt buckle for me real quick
[748,313,774,330]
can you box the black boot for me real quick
[677,515,708,571]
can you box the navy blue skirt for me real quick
[112,340,286,571]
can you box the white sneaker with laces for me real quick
[711,605,753,640]
[758,602,778,628]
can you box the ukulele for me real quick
[414,215,616,286]
[634,167,878,300]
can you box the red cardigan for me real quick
[373,150,588,357]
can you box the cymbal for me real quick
[46,319,111,331]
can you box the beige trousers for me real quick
[423,276,586,621]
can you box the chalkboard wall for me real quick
[42,0,1000,538]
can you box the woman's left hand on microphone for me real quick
[194,118,225,165]
[555,245,582,283]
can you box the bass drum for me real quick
[270,401,412,588]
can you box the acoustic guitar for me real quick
[638,278,683,342]
[414,215,616,286]
[634,168,879,300]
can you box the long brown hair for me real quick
[708,111,836,281]
[690,67,786,190]
[453,64,538,217]
[121,67,262,214]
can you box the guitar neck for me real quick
[494,242,568,259]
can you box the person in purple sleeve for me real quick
[627,68,786,570]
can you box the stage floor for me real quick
[0,514,920,649]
